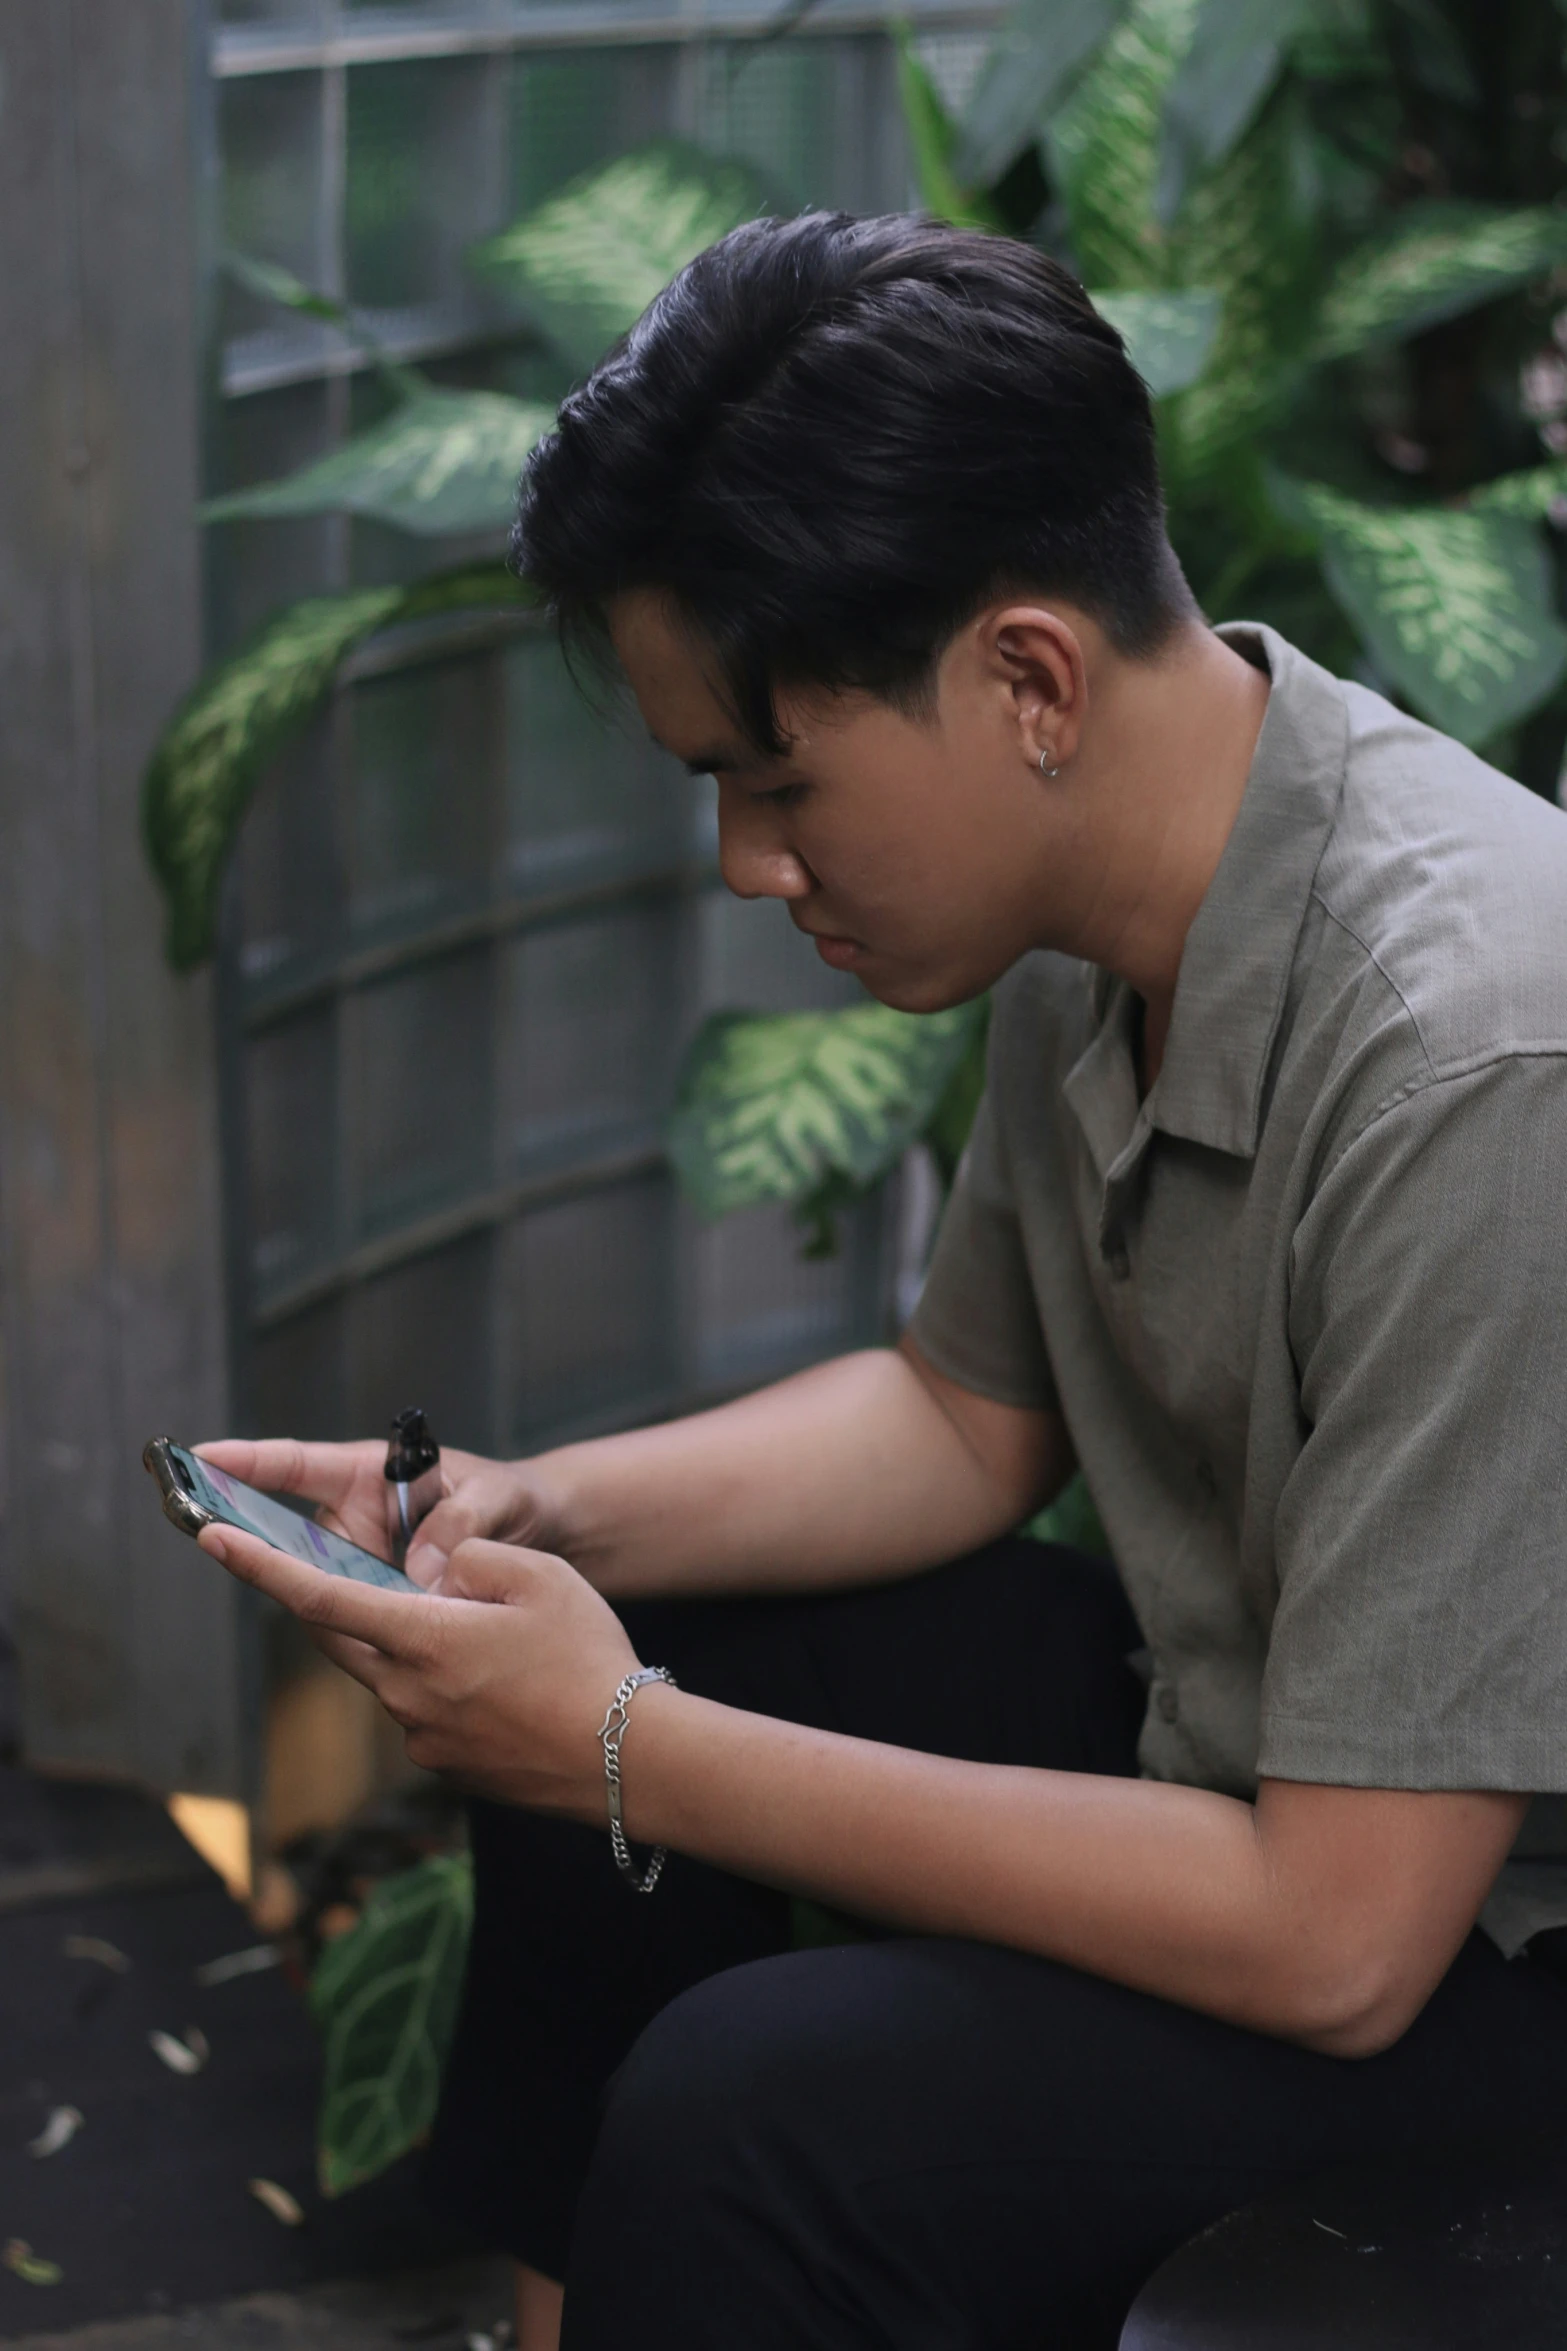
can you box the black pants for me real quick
[423,1540,1567,2348]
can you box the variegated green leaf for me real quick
[224,248,425,403]
[310,1854,473,2198]
[1314,201,1567,363]
[666,1001,986,1219]
[1046,0,1200,292]
[203,390,553,538]
[143,563,527,968]
[952,0,1131,192]
[472,140,773,375]
[1152,0,1308,224]
[1470,463,1567,520]
[1157,98,1316,494]
[1094,288,1221,395]
[895,28,1002,229]
[1274,476,1567,746]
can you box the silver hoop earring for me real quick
[1038,749,1060,778]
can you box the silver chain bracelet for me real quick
[597,1665,678,1893]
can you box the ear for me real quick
[976,605,1089,776]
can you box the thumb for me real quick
[442,1537,551,1605]
[405,1492,486,1589]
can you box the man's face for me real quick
[609,591,1080,1014]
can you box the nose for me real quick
[716,781,813,903]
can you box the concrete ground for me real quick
[0,2260,512,2351]
[0,1767,488,2347]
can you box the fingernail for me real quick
[204,1530,228,1563]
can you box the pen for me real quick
[384,1405,442,1567]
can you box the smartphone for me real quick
[144,1437,420,1595]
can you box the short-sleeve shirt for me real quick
[909,622,1567,1950]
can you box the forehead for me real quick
[607,590,736,752]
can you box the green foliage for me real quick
[144,139,777,965]
[203,390,555,538]
[1471,463,1567,521]
[309,1853,473,2198]
[1025,1471,1110,1554]
[144,564,526,969]
[1312,201,1567,364]
[906,0,1567,766]
[1272,475,1567,744]
[895,26,1003,230]
[665,1001,986,1241]
[954,0,1135,192]
[1153,0,1314,224]
[472,140,774,375]
[1045,0,1198,292]
[1094,288,1221,395]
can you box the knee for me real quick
[589,1946,870,2212]
[597,1961,784,2184]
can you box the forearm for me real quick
[527,1345,1068,1601]
[619,1693,1512,2055]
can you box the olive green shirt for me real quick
[910,623,1567,1950]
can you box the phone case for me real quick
[143,1435,216,1538]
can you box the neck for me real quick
[1048,622,1270,1046]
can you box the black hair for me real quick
[514,211,1196,754]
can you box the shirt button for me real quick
[1103,1232,1131,1281]
[1156,1685,1179,1724]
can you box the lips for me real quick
[807,932,862,970]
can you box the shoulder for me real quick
[1314,685,1567,1080]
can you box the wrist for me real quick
[524,1442,617,1582]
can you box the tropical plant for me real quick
[663,0,1567,1252]
[144,0,1567,1255]
[143,143,778,971]
[308,1850,473,2195]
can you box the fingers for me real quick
[195,1435,380,1510]
[404,1493,492,1589]
[440,1536,559,1604]
[197,1521,437,1662]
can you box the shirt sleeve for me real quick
[907,1085,1059,1411]
[1259,1054,1567,1792]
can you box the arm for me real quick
[195,1524,1526,2058]
[496,1339,1070,1599]
[201,1338,1073,1602]
[619,1694,1524,2056]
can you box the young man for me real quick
[202,215,1567,2350]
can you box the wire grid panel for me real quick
[217,10,919,1458]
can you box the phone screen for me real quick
[168,1444,419,1595]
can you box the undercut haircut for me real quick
[514,211,1196,754]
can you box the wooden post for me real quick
[0,0,251,1794]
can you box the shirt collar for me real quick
[1140,622,1349,1161]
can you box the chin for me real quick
[859,966,985,1017]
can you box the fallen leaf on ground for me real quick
[62,1934,129,1972]
[148,2029,205,2075]
[248,2177,304,2226]
[26,2106,83,2159]
[3,2240,63,2285]
[194,1944,279,1988]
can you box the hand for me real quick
[196,1518,643,1815]
[193,1436,556,1591]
